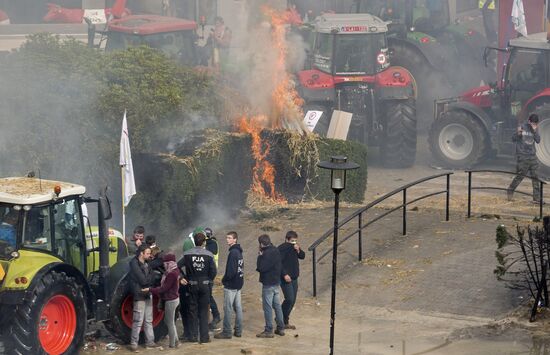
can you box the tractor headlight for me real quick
[10,251,20,259]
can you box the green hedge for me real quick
[126,130,367,239]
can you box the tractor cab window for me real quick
[313,33,333,73]
[334,34,387,75]
[411,0,449,32]
[22,205,52,252]
[508,49,547,103]
[107,31,197,65]
[53,199,84,269]
[0,205,21,257]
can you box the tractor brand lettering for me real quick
[341,26,368,33]
[343,77,364,82]
[472,90,491,97]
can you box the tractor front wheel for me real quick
[531,103,550,173]
[8,271,86,355]
[381,99,417,168]
[428,110,489,168]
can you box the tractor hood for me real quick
[460,85,493,108]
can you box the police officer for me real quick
[180,231,217,343]
[507,114,542,203]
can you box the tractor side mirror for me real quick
[98,187,112,220]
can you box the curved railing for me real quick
[308,172,453,297]
[466,169,546,219]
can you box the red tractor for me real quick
[429,32,550,171]
[298,13,417,168]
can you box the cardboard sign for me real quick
[326,110,352,140]
[303,110,323,132]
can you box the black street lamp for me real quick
[317,155,359,355]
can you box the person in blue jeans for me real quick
[278,230,305,330]
[256,234,285,338]
[214,231,244,339]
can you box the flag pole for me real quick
[121,164,126,239]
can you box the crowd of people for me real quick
[126,225,305,351]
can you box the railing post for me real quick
[540,181,544,220]
[358,213,363,261]
[403,188,407,235]
[467,171,472,218]
[312,247,317,297]
[446,173,450,221]
[312,248,317,298]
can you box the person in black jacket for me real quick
[128,244,162,352]
[214,231,244,339]
[256,234,285,338]
[180,232,217,343]
[204,227,221,330]
[278,230,305,330]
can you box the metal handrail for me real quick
[466,169,546,219]
[308,172,453,297]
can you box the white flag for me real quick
[512,0,528,37]
[120,111,136,206]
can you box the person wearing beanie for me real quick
[149,252,180,349]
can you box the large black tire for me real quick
[530,103,550,175]
[7,271,86,355]
[388,40,453,132]
[428,110,490,168]
[103,277,168,344]
[381,99,417,168]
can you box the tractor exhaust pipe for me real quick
[97,187,112,303]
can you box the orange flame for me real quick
[236,6,306,202]
[239,116,286,203]
[262,5,304,130]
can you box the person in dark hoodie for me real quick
[256,234,285,338]
[278,230,305,330]
[148,252,180,349]
[214,231,244,339]
[128,244,162,352]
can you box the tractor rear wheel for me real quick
[531,103,550,173]
[8,271,86,355]
[381,99,417,168]
[428,110,489,168]
[103,277,168,344]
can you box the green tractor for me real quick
[353,0,490,84]
[0,177,167,354]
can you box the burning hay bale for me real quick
[128,129,367,237]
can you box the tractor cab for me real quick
[308,13,389,75]
[99,15,199,66]
[504,35,550,111]
[0,178,126,276]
